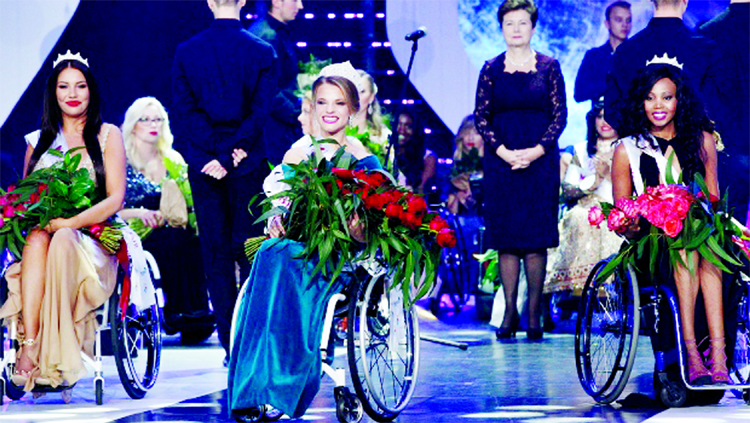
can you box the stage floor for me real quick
[2,306,749,423]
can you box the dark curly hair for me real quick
[618,64,713,182]
[585,101,605,157]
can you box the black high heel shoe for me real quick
[495,315,519,340]
[527,327,543,340]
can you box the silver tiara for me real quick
[52,50,89,68]
[645,53,683,70]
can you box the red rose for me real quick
[385,203,403,219]
[402,211,423,229]
[364,193,387,210]
[354,186,370,200]
[429,216,450,232]
[37,183,48,194]
[89,224,105,237]
[332,168,355,179]
[588,206,605,227]
[663,218,683,238]
[2,206,15,218]
[29,193,40,204]
[7,185,16,193]
[406,196,427,214]
[436,228,457,248]
[360,172,387,188]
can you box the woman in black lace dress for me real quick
[120,97,215,344]
[474,0,567,340]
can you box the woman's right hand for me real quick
[450,174,471,191]
[140,209,164,228]
[268,214,286,238]
[496,145,528,170]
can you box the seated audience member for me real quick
[394,111,437,194]
[119,97,215,344]
[447,115,484,215]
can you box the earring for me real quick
[368,104,374,115]
[348,116,354,127]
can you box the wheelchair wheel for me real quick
[109,286,161,399]
[575,259,640,404]
[347,274,419,421]
[732,281,750,385]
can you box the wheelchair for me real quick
[230,258,419,423]
[0,246,162,405]
[575,253,750,407]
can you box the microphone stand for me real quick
[385,37,468,351]
[384,38,420,173]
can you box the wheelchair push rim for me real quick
[575,258,640,404]
[109,286,162,399]
[347,273,419,419]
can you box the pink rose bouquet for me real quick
[588,175,745,281]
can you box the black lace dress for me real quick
[475,53,567,251]
[124,164,214,342]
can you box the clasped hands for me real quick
[496,144,545,170]
[201,148,248,180]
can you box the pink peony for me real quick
[645,203,668,227]
[0,218,4,228]
[670,195,692,220]
[663,218,683,238]
[2,206,16,218]
[607,208,631,233]
[615,198,639,219]
[588,206,606,227]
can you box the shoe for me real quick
[527,327,543,340]
[495,314,519,339]
[685,339,712,385]
[11,337,36,386]
[708,337,731,385]
[233,406,263,422]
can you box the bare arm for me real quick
[418,153,437,193]
[701,131,719,197]
[611,142,640,238]
[22,144,33,177]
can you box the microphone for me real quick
[405,26,427,41]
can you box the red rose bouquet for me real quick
[589,174,745,281]
[246,147,455,305]
[0,148,124,260]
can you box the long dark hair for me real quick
[28,59,106,198]
[394,111,426,188]
[618,64,713,182]
[585,101,605,157]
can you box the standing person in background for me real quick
[604,0,716,132]
[171,0,277,366]
[574,1,632,104]
[475,0,567,341]
[249,0,304,165]
[699,0,750,225]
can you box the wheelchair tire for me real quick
[347,274,418,421]
[1,367,25,401]
[659,379,687,407]
[109,286,161,400]
[575,258,640,404]
[732,280,750,385]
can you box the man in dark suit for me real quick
[171,0,278,364]
[249,0,304,165]
[574,1,632,105]
[604,0,716,131]
[699,0,750,224]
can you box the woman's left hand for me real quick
[46,217,73,233]
[513,145,545,169]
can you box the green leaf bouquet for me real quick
[247,147,456,305]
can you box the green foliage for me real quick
[0,148,101,260]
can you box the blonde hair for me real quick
[453,115,483,161]
[122,96,185,171]
[358,70,388,138]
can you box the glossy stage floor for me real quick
[2,300,749,423]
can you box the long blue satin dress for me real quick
[228,155,382,418]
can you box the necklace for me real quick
[507,50,535,67]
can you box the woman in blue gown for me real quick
[228,71,382,421]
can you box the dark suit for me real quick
[574,41,614,104]
[699,3,750,223]
[171,18,278,354]
[604,18,716,131]
[248,15,301,165]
